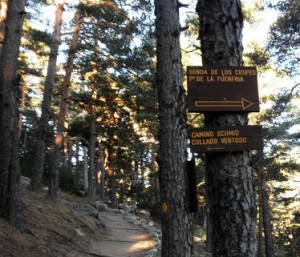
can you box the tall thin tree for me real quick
[196,0,257,256]
[257,153,275,257]
[30,0,65,192]
[48,8,82,199]
[0,0,26,227]
[87,84,97,201]
[154,0,193,256]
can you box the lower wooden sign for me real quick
[188,125,263,153]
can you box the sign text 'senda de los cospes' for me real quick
[187,67,257,84]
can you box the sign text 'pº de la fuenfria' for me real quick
[188,125,263,153]
[187,66,260,112]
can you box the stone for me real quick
[95,201,108,212]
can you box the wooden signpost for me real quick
[187,66,263,153]
[189,125,263,153]
[187,66,260,112]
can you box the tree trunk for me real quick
[262,184,274,257]
[0,0,26,227]
[150,143,159,206]
[88,95,97,201]
[83,146,89,192]
[258,172,263,257]
[204,160,212,252]
[66,140,72,167]
[131,136,139,203]
[74,141,80,189]
[196,1,257,256]
[48,9,81,199]
[141,159,145,194]
[30,0,65,192]
[18,79,26,138]
[0,0,8,55]
[107,143,118,208]
[258,154,274,257]
[154,1,193,256]
[98,145,105,201]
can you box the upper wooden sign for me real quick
[187,66,260,112]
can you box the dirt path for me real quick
[88,210,158,257]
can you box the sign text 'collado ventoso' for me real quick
[188,126,263,152]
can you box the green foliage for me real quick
[267,0,300,76]
[193,225,206,241]
[256,77,300,255]
[244,43,270,68]
[242,1,266,24]
[183,15,199,39]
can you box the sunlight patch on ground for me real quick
[129,235,156,253]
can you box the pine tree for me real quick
[30,0,65,192]
[154,0,193,256]
[0,0,26,228]
[48,6,82,200]
[196,0,257,256]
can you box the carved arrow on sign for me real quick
[195,98,254,110]
[206,146,225,151]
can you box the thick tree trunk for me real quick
[197,0,257,256]
[0,0,26,227]
[48,9,81,199]
[30,0,65,192]
[154,0,193,256]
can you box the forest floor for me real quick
[0,177,209,257]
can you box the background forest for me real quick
[1,0,299,256]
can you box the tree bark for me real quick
[98,145,105,201]
[83,146,89,191]
[258,172,263,257]
[48,8,81,199]
[18,79,26,138]
[87,91,97,201]
[0,0,8,55]
[204,159,212,252]
[0,0,26,227]
[258,154,274,257]
[154,0,193,256]
[107,142,118,208]
[74,141,80,188]
[30,0,65,192]
[197,0,257,256]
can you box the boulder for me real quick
[95,201,108,212]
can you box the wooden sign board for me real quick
[188,125,263,153]
[187,66,260,112]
